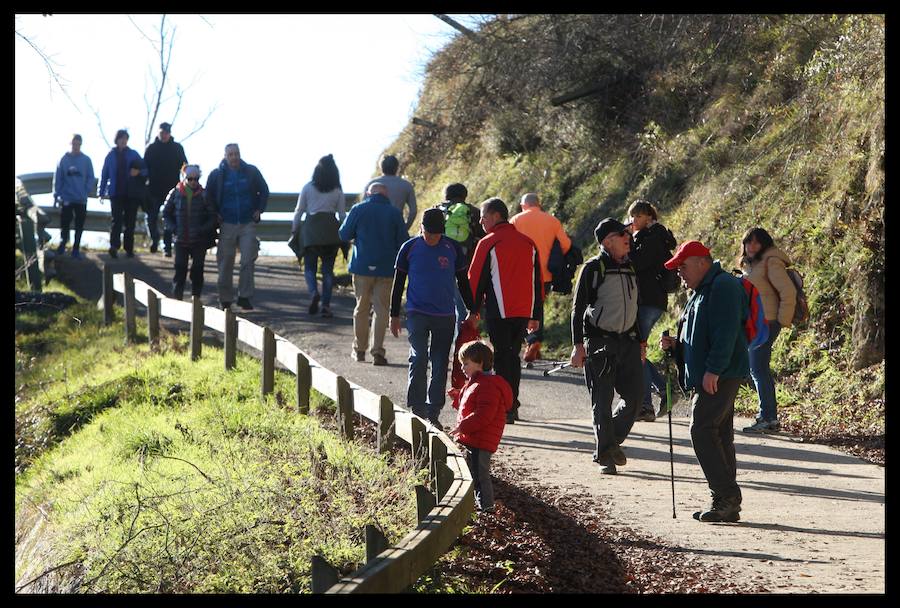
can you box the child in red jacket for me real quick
[449,340,513,511]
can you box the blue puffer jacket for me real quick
[338,193,408,277]
[678,261,750,390]
[205,158,269,224]
[99,147,145,198]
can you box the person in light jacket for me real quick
[53,133,95,259]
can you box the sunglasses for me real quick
[186,177,199,182]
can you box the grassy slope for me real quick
[388,15,884,452]
[15,286,421,593]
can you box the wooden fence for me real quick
[106,265,474,593]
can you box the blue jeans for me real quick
[453,285,468,339]
[303,246,337,307]
[406,311,456,421]
[749,320,782,422]
[637,305,666,409]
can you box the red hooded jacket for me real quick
[452,371,513,453]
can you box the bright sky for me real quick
[15,13,477,194]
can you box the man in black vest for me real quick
[144,122,187,256]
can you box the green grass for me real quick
[15,293,422,593]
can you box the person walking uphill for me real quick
[364,154,417,230]
[205,143,269,311]
[737,227,797,434]
[99,129,144,258]
[625,199,678,422]
[510,192,572,363]
[53,133,95,259]
[569,218,646,475]
[660,240,749,522]
[339,182,408,365]
[162,164,217,300]
[390,208,474,428]
[468,198,543,424]
[144,122,188,256]
[291,154,346,319]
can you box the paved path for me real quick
[54,252,885,593]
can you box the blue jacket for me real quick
[53,152,95,204]
[205,158,270,225]
[678,261,750,390]
[99,147,144,198]
[338,192,408,277]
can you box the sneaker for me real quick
[352,350,365,362]
[108,248,118,258]
[636,408,656,422]
[523,341,542,363]
[56,243,66,255]
[372,353,388,366]
[742,418,778,434]
[693,496,741,523]
[598,459,618,475]
[320,306,333,318]
[237,297,253,310]
[308,293,320,315]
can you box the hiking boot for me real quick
[372,353,388,366]
[693,496,741,523]
[742,418,778,434]
[609,445,627,466]
[636,408,656,422]
[523,341,542,363]
[352,350,365,362]
[308,293,320,315]
[320,306,333,318]
[597,457,618,475]
[237,297,253,310]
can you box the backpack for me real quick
[656,226,680,294]
[731,270,769,349]
[768,258,810,327]
[443,202,473,245]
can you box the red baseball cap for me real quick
[664,240,711,270]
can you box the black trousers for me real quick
[690,377,742,502]
[110,196,139,253]
[59,203,87,248]
[172,242,208,298]
[525,282,553,345]
[485,317,529,408]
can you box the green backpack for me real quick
[444,202,472,244]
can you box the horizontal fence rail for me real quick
[16,172,361,242]
[108,267,474,593]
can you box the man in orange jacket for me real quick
[510,192,572,362]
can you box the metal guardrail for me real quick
[107,266,475,594]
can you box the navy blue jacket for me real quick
[205,159,269,224]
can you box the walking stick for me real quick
[662,330,676,519]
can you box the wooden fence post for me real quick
[190,296,204,361]
[415,485,437,522]
[261,327,275,396]
[365,524,389,563]
[429,434,448,496]
[224,308,237,370]
[377,396,395,454]
[296,352,311,414]
[147,291,160,349]
[336,376,354,440]
[310,555,339,593]
[410,417,428,469]
[102,263,114,326]
[123,273,136,344]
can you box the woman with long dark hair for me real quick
[737,227,797,433]
[291,154,346,318]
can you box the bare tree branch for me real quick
[84,94,111,149]
[179,104,219,143]
[15,29,80,112]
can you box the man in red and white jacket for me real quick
[468,197,544,424]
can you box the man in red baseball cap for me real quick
[659,239,750,522]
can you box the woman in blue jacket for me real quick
[99,129,145,258]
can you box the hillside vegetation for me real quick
[390,14,884,456]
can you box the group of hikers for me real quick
[53,130,801,522]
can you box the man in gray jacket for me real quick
[363,154,417,230]
[570,218,647,475]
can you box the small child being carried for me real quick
[448,340,513,512]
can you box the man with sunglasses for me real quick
[570,218,647,475]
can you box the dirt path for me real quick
[53,252,885,593]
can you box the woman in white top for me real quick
[291,154,346,318]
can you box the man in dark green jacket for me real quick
[660,240,749,523]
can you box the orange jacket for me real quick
[510,207,571,283]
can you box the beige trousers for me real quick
[352,274,393,357]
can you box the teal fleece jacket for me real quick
[679,261,750,390]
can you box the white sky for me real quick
[15,13,477,194]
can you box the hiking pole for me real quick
[543,361,570,376]
[662,330,676,519]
